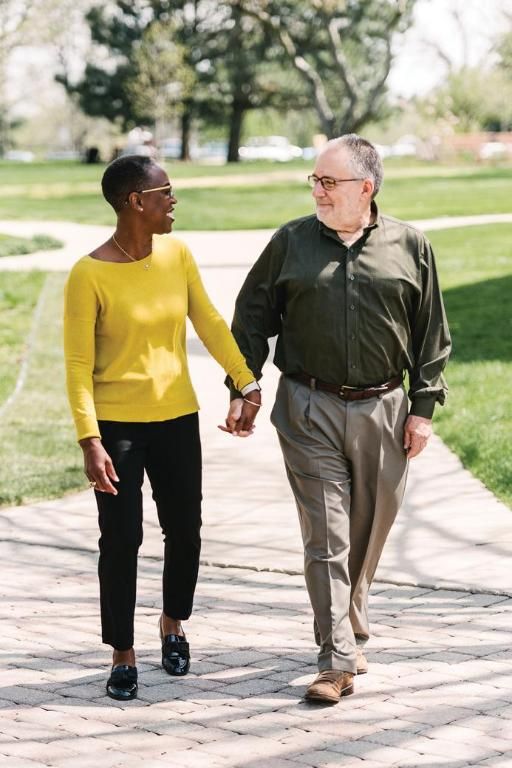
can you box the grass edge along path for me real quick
[0,272,83,506]
[0,232,63,257]
[0,164,511,229]
[0,271,47,405]
[428,223,512,509]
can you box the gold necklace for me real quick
[112,234,151,269]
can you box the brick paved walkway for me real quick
[1,222,512,766]
[1,543,511,768]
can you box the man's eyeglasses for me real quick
[307,174,363,191]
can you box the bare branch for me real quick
[451,7,469,69]
[353,35,393,129]
[420,38,454,73]
[326,17,357,112]
[238,0,335,132]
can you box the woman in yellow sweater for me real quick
[64,155,260,701]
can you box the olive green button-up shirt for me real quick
[231,205,451,418]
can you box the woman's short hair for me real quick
[101,155,156,212]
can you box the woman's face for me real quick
[135,165,177,235]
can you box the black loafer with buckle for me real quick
[106,664,138,700]
[161,633,190,676]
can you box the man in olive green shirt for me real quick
[226,134,450,703]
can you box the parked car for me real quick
[158,138,202,160]
[3,150,35,162]
[301,146,318,161]
[45,150,81,161]
[119,144,156,159]
[195,141,228,164]
[158,138,182,159]
[479,141,508,160]
[239,136,303,162]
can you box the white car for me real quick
[4,150,35,162]
[239,136,303,162]
[479,141,508,160]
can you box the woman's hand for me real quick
[219,390,261,437]
[79,437,119,494]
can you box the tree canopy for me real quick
[61,0,417,160]
[236,0,416,138]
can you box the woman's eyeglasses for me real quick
[139,183,173,197]
[125,183,174,204]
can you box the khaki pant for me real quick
[271,375,409,673]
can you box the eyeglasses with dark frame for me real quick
[307,174,364,191]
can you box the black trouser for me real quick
[95,413,202,651]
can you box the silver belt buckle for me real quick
[338,384,358,398]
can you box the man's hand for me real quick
[80,437,119,494]
[219,390,261,437]
[403,415,432,459]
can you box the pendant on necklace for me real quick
[144,263,150,269]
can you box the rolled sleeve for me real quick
[408,238,451,414]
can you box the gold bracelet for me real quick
[243,397,262,407]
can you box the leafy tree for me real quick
[497,20,512,75]
[126,20,196,151]
[62,1,231,159]
[63,0,305,162]
[58,2,151,129]
[237,0,416,138]
[421,67,512,133]
[0,0,42,151]
[210,1,308,161]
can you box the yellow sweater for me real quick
[64,235,254,441]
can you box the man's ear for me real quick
[361,178,374,199]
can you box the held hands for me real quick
[218,390,262,437]
[403,415,432,459]
[80,437,119,494]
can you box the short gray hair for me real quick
[332,134,383,198]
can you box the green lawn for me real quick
[0,222,511,508]
[0,272,84,506]
[0,271,47,404]
[0,157,310,184]
[427,224,512,508]
[0,160,511,228]
[0,159,511,505]
[0,233,62,257]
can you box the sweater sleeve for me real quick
[184,246,256,392]
[63,260,101,441]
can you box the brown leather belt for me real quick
[290,372,403,401]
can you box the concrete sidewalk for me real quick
[1,213,512,271]
[1,221,512,766]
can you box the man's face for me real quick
[311,146,370,230]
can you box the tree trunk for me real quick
[227,101,245,163]
[180,106,192,161]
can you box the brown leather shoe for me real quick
[305,670,354,703]
[356,647,368,675]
